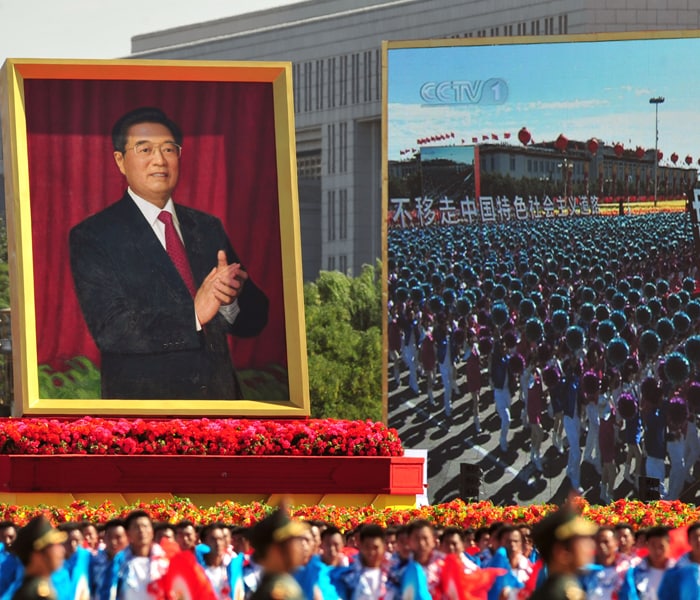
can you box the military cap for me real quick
[532,508,597,562]
[249,508,308,555]
[13,516,67,565]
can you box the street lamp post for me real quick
[649,96,665,206]
[558,158,573,199]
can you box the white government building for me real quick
[3,0,700,279]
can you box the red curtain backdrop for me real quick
[23,78,286,375]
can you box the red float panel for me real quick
[0,455,425,495]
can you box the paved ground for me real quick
[387,361,680,506]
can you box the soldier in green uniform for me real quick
[249,507,309,600]
[530,507,597,600]
[11,515,67,600]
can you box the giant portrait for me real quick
[0,59,309,416]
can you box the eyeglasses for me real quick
[124,141,182,158]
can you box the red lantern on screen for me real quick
[635,146,645,159]
[686,155,693,165]
[518,127,531,145]
[614,143,624,157]
[671,152,679,164]
[555,134,568,152]
[587,138,599,154]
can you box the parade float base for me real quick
[0,455,425,508]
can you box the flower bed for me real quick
[0,418,402,457]
[3,497,700,530]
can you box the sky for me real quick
[4,4,699,169]
[0,0,306,61]
[388,35,700,164]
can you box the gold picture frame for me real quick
[1,58,309,416]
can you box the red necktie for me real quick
[158,211,196,297]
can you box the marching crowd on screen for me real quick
[388,214,700,502]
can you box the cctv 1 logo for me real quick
[419,78,508,105]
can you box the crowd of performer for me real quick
[5,507,700,600]
[388,213,700,501]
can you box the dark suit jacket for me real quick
[69,193,269,399]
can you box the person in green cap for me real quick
[249,507,308,600]
[529,508,597,600]
[11,515,67,600]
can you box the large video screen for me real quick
[384,32,700,505]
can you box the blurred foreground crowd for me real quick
[3,506,700,600]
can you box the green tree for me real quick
[304,262,382,420]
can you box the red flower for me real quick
[0,418,403,458]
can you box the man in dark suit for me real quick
[69,107,268,400]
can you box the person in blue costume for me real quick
[642,398,667,498]
[404,520,445,599]
[490,340,513,452]
[0,522,17,550]
[385,526,411,600]
[439,527,480,571]
[620,387,643,486]
[584,525,637,600]
[657,521,700,600]
[561,359,583,493]
[331,525,391,600]
[50,522,92,600]
[291,523,333,600]
[473,527,493,566]
[487,526,532,600]
[0,521,21,600]
[398,307,421,396]
[619,526,673,600]
[90,519,128,600]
